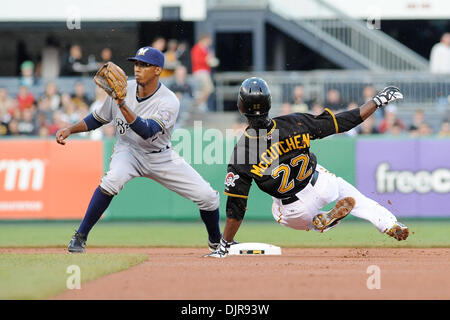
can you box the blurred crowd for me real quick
[272,84,450,137]
[2,81,450,139]
[0,82,115,139]
[0,34,221,138]
[2,32,450,139]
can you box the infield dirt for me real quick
[2,247,449,300]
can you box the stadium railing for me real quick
[214,70,450,113]
[1,71,449,117]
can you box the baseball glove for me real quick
[94,62,128,101]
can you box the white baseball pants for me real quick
[100,144,220,211]
[272,164,398,233]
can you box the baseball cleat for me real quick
[208,240,219,252]
[204,248,228,258]
[68,231,87,253]
[385,222,409,241]
[208,239,239,252]
[312,197,355,233]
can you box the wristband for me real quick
[118,100,126,108]
[372,98,382,108]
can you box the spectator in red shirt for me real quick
[191,34,219,111]
[16,85,35,111]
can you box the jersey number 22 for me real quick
[271,154,312,194]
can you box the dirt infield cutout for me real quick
[1,247,449,300]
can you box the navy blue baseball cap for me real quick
[127,46,164,68]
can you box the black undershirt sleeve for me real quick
[224,164,252,221]
[335,108,364,133]
[293,108,363,139]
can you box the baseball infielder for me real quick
[206,77,409,258]
[56,47,222,253]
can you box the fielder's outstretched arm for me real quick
[55,113,104,145]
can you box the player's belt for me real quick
[147,145,170,154]
[280,170,319,205]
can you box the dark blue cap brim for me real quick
[127,56,163,68]
[127,56,143,62]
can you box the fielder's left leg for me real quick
[68,147,141,253]
[144,149,222,249]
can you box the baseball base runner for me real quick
[205,77,409,258]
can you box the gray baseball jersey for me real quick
[93,80,219,211]
[93,81,178,153]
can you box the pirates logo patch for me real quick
[225,172,240,187]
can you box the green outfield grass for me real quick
[0,253,147,299]
[0,219,449,248]
[0,220,448,300]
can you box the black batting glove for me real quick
[372,86,403,108]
